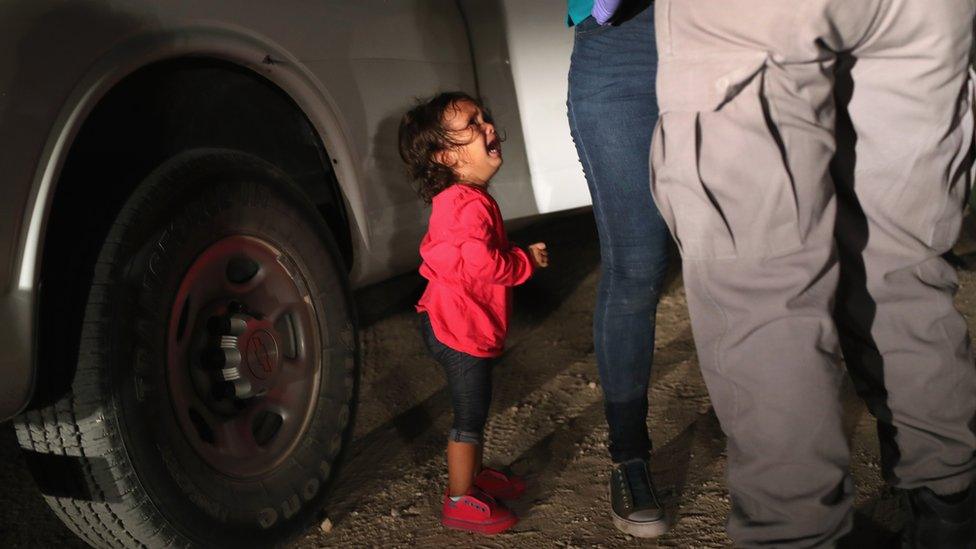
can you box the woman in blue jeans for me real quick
[566,0,671,538]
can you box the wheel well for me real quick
[32,58,352,407]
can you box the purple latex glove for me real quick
[591,0,622,25]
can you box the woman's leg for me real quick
[567,8,671,538]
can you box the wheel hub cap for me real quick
[165,235,322,479]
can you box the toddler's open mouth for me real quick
[487,137,501,158]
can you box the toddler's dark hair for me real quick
[398,91,497,203]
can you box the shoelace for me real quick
[622,460,656,509]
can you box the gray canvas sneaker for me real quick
[609,458,668,538]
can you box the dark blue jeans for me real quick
[420,313,492,445]
[567,8,670,463]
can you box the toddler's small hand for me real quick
[529,242,549,268]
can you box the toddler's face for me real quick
[439,99,502,185]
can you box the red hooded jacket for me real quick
[416,184,534,357]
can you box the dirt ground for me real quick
[4,209,976,548]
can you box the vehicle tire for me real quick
[14,149,358,548]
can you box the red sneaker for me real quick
[474,468,526,500]
[441,488,519,535]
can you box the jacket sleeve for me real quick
[455,198,534,287]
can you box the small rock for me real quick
[390,508,401,518]
[319,518,333,533]
[403,505,421,516]
[587,381,597,389]
[350,511,359,517]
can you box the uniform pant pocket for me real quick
[651,55,803,260]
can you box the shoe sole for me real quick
[442,515,519,535]
[611,512,669,538]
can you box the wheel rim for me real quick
[166,235,322,479]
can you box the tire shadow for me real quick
[0,425,86,548]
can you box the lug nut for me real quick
[228,315,248,335]
[206,309,257,401]
[231,378,253,399]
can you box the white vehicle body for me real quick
[0,0,588,420]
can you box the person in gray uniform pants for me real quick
[649,0,976,546]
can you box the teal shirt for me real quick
[567,0,593,26]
